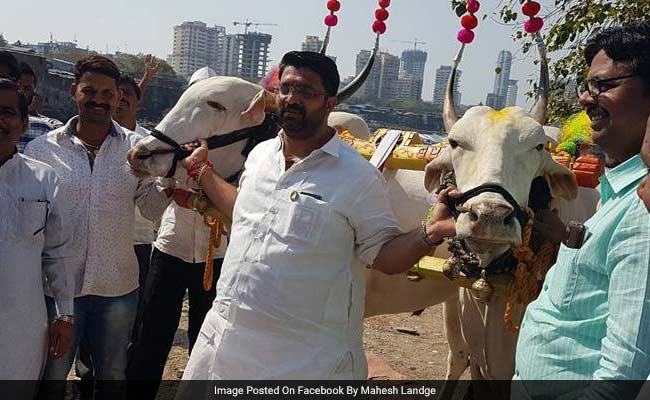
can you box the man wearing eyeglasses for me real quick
[513,23,650,397]
[171,51,457,384]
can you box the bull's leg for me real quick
[439,292,469,400]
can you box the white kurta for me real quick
[180,134,401,383]
[0,153,73,380]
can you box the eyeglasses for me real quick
[576,74,637,98]
[278,84,326,99]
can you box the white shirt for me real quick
[132,124,157,245]
[25,117,170,297]
[182,133,401,380]
[0,152,74,379]
[153,147,229,263]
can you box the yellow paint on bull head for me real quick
[489,107,516,124]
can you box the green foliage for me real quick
[111,53,175,78]
[449,0,650,123]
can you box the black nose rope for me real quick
[444,183,530,227]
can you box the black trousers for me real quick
[126,248,222,400]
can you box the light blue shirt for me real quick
[515,155,650,395]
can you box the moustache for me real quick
[85,102,110,111]
[279,105,306,117]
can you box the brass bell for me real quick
[471,269,494,303]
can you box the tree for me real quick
[0,34,7,47]
[111,53,175,79]
[450,0,650,122]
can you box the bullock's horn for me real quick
[320,27,331,55]
[529,32,549,125]
[443,44,465,132]
[336,35,380,103]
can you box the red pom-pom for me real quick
[522,1,541,17]
[327,0,341,12]
[324,14,338,27]
[372,20,387,34]
[466,0,480,13]
[378,0,391,8]
[461,14,478,30]
[457,28,475,44]
[524,17,544,33]
[375,8,389,21]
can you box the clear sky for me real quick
[3,0,556,106]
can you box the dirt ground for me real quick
[162,301,469,381]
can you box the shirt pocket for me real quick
[546,244,580,311]
[13,199,48,239]
[279,194,331,247]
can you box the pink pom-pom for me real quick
[324,14,338,27]
[524,17,544,33]
[461,14,478,30]
[522,1,541,17]
[327,0,341,12]
[378,0,391,8]
[466,0,480,13]
[372,20,387,34]
[457,28,475,44]
[375,8,389,21]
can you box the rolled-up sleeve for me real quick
[42,177,74,317]
[347,173,402,265]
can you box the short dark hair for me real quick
[18,62,37,85]
[585,23,650,91]
[118,75,141,100]
[279,51,340,97]
[74,55,120,84]
[0,78,29,121]
[0,51,20,81]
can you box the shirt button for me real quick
[270,207,278,214]
[543,284,549,291]
[515,369,520,376]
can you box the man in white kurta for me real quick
[173,52,458,388]
[0,79,74,387]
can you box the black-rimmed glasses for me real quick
[576,74,637,98]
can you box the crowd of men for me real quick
[0,21,649,400]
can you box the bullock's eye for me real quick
[449,139,459,149]
[207,101,226,111]
[535,144,545,151]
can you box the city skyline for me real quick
[2,0,553,106]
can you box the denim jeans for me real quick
[37,290,138,400]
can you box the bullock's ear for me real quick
[424,147,453,193]
[241,90,275,126]
[538,152,578,200]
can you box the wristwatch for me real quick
[53,315,75,325]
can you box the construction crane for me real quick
[390,38,427,51]
[233,19,278,34]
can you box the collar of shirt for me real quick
[277,129,341,161]
[58,115,121,142]
[600,154,646,204]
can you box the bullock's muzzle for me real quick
[444,183,530,228]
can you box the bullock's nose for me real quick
[467,202,516,226]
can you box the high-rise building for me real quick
[432,65,462,107]
[485,50,514,110]
[171,21,226,78]
[221,32,272,82]
[506,79,518,107]
[354,50,400,101]
[399,49,427,100]
[301,35,323,53]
